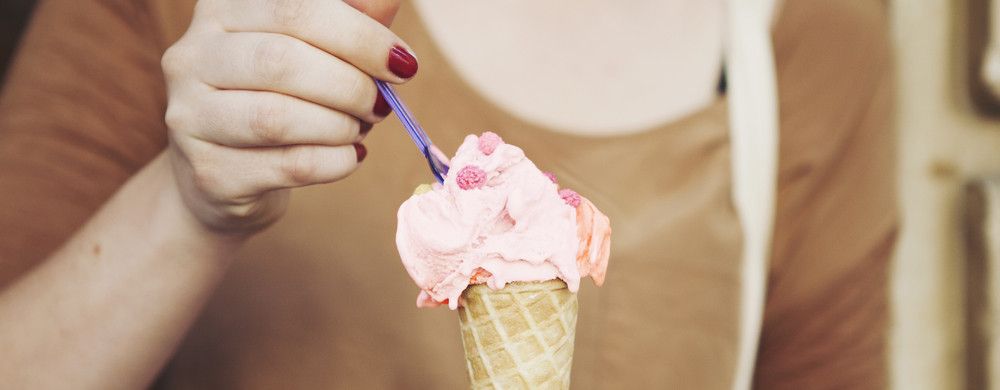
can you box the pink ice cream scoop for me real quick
[396,132,612,309]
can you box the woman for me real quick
[0,0,896,388]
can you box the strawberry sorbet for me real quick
[396,133,611,309]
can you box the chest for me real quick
[411,0,725,135]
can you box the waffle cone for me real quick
[458,280,578,389]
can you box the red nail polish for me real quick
[354,143,368,162]
[388,45,418,79]
[374,89,392,117]
[359,122,373,136]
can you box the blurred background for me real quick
[1,0,999,389]
[0,0,32,80]
[893,0,1000,389]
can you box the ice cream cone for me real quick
[458,280,578,390]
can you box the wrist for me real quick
[165,147,288,236]
[146,152,247,262]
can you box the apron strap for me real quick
[725,1,779,389]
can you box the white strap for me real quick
[725,1,779,389]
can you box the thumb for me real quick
[343,0,402,26]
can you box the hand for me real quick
[161,0,412,234]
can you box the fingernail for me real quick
[360,122,373,136]
[354,143,368,162]
[374,89,392,117]
[388,45,418,79]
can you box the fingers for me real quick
[189,90,364,147]
[178,141,363,201]
[195,32,385,123]
[217,0,417,81]
[160,0,404,233]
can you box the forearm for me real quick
[0,151,242,389]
